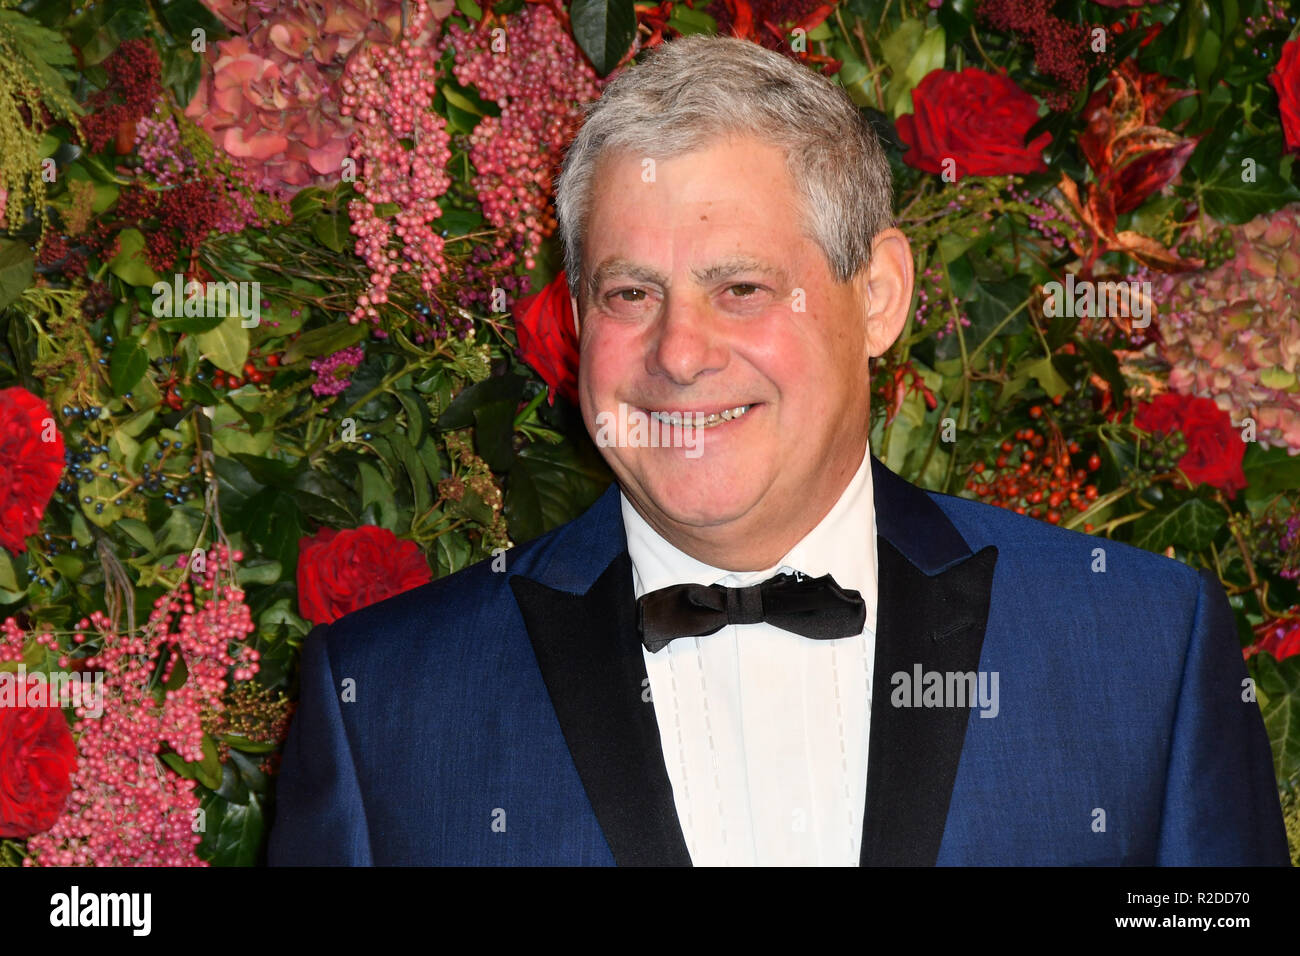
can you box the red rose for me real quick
[513,271,579,406]
[1270,38,1300,153]
[896,68,1052,179]
[1133,393,1247,497]
[0,387,66,554]
[297,525,433,625]
[0,675,78,837]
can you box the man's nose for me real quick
[645,294,728,386]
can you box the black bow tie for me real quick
[636,571,867,653]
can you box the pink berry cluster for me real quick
[339,0,454,329]
[913,264,971,340]
[133,105,193,185]
[444,4,607,272]
[17,544,257,866]
[310,344,365,397]
[1012,185,1072,252]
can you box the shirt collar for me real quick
[620,445,877,626]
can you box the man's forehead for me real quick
[589,254,792,289]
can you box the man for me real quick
[268,35,1289,866]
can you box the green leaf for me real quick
[442,85,485,117]
[0,551,18,592]
[395,389,427,449]
[115,517,155,551]
[196,318,250,376]
[1077,337,1126,402]
[666,5,716,35]
[108,339,148,396]
[1242,443,1300,497]
[197,791,264,866]
[455,0,482,19]
[569,0,637,76]
[193,734,222,789]
[1018,356,1068,399]
[0,240,35,310]
[473,399,516,472]
[1255,652,1300,784]
[280,321,367,365]
[235,558,281,585]
[106,228,160,286]
[159,311,226,333]
[311,212,348,253]
[1131,498,1225,553]
[882,20,945,117]
[436,373,525,430]
[213,757,250,805]
[160,752,196,779]
[505,438,612,543]
[218,733,277,755]
[1197,159,1300,224]
[388,431,432,516]
[155,0,229,43]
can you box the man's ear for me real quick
[855,228,914,358]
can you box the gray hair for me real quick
[553,34,895,303]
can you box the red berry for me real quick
[1029,405,1042,418]
[1088,454,1101,471]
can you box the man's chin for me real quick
[626,469,767,531]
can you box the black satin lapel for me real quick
[509,552,691,866]
[860,537,998,866]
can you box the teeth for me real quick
[650,404,752,428]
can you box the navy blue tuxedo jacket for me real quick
[268,455,1290,865]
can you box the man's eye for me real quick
[727,284,760,297]
[614,288,646,302]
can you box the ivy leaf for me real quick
[1131,497,1225,553]
[1242,443,1300,498]
[569,0,636,76]
[1254,653,1300,784]
[1195,159,1300,224]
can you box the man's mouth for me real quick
[645,403,756,429]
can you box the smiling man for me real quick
[269,35,1289,866]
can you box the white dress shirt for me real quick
[621,446,879,866]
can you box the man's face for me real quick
[574,133,907,568]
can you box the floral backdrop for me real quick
[0,0,1298,866]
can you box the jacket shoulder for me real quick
[925,488,1203,605]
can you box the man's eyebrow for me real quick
[587,256,789,298]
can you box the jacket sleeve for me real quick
[267,623,374,865]
[1155,568,1291,865]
